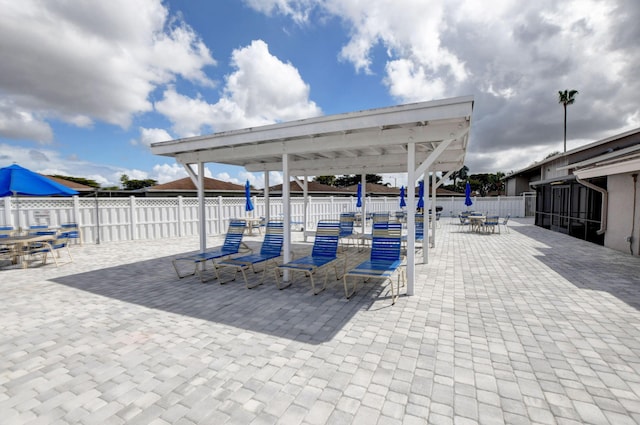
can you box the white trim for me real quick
[574,158,640,179]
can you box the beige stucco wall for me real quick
[604,173,640,255]
[505,175,540,196]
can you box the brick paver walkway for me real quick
[1,218,640,424]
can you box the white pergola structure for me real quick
[151,95,474,296]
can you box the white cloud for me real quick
[242,0,315,23]
[134,128,174,147]
[226,170,284,189]
[0,0,215,139]
[151,163,188,183]
[0,100,53,143]
[0,143,125,187]
[247,0,640,174]
[155,40,322,136]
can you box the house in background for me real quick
[143,177,247,197]
[504,127,640,255]
[44,175,95,195]
[267,181,350,196]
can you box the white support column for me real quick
[264,171,270,224]
[361,174,367,234]
[282,154,291,281]
[198,162,206,253]
[407,143,416,296]
[423,169,429,264]
[303,176,308,229]
[432,172,437,248]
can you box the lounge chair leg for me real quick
[343,275,357,299]
[218,266,239,285]
[390,277,396,305]
[312,271,326,295]
[274,267,293,290]
[199,261,221,283]
[245,267,262,289]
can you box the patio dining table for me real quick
[1,234,56,268]
[469,215,486,233]
[241,217,264,235]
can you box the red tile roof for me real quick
[268,181,348,193]
[148,177,246,192]
[44,175,95,191]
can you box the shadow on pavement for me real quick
[50,242,393,344]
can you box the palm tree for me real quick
[558,89,578,153]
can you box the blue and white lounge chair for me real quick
[343,222,404,304]
[172,219,247,282]
[216,221,284,288]
[274,220,344,294]
[357,211,390,250]
[402,213,425,249]
[338,212,356,251]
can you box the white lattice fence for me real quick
[0,194,530,244]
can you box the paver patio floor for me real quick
[2,218,640,424]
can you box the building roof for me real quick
[44,175,95,192]
[345,183,398,195]
[146,177,246,192]
[344,183,465,197]
[572,142,640,179]
[506,126,640,179]
[268,181,348,194]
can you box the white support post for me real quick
[198,162,206,252]
[217,196,223,234]
[407,143,416,296]
[303,175,308,229]
[282,155,291,282]
[361,174,367,234]
[264,171,270,224]
[431,172,437,248]
[423,170,429,264]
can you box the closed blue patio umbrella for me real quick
[244,180,254,213]
[417,180,424,210]
[399,186,406,208]
[356,182,362,208]
[464,181,473,209]
[0,163,78,229]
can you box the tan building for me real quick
[504,127,640,255]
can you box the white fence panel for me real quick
[0,194,532,244]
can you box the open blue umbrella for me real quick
[356,182,362,208]
[0,164,78,197]
[0,163,78,230]
[399,186,406,208]
[244,180,254,212]
[464,181,473,208]
[417,180,424,209]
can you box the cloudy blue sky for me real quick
[1,0,638,189]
